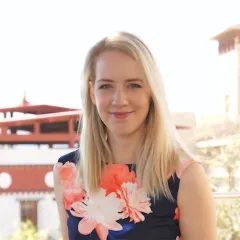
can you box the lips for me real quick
[110,111,133,119]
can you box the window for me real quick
[20,200,38,226]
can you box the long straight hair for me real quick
[78,32,193,200]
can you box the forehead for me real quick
[95,50,145,81]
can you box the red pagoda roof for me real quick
[0,91,79,115]
[0,104,79,115]
[0,110,81,125]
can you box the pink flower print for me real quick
[174,207,180,220]
[58,161,85,210]
[59,161,77,187]
[118,182,152,223]
[63,185,85,210]
[101,164,136,195]
[70,188,124,240]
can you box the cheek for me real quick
[137,96,151,111]
[94,92,111,114]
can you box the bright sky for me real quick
[1,0,240,114]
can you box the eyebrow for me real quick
[96,78,143,83]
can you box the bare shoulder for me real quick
[53,162,63,175]
[53,162,63,181]
[177,161,217,239]
[53,162,64,202]
[179,161,208,189]
[53,162,69,239]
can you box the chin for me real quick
[111,130,132,137]
[109,126,139,137]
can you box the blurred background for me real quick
[0,0,240,239]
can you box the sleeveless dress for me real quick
[57,149,197,240]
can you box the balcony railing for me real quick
[213,192,240,240]
[213,192,240,199]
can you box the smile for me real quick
[110,111,134,119]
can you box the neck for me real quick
[107,128,146,164]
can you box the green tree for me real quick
[10,220,48,240]
[196,115,240,192]
[196,114,240,239]
[216,199,240,240]
[197,136,240,192]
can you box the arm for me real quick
[178,163,217,239]
[53,163,69,240]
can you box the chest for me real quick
[66,198,180,240]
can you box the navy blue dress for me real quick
[58,150,187,240]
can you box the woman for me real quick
[54,32,217,240]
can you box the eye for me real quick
[99,84,112,89]
[128,83,142,88]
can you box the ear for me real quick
[89,81,96,105]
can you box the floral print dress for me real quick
[57,150,195,240]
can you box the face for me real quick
[90,50,151,137]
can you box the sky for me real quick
[1,0,240,114]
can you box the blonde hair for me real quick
[79,32,192,200]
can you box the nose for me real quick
[112,87,128,106]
